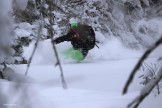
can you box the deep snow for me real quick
[3,35,161,108]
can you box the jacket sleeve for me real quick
[53,29,75,44]
[53,35,69,44]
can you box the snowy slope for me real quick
[11,59,140,108]
[10,58,161,108]
[5,37,161,108]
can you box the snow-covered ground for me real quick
[1,36,161,108]
[9,59,140,108]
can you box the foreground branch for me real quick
[123,35,162,94]
[128,65,162,108]
[48,3,67,89]
[25,24,42,76]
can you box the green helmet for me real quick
[69,18,78,27]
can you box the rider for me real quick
[53,18,96,59]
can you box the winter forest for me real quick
[1,0,162,108]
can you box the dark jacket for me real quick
[54,24,96,50]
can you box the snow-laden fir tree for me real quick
[0,0,15,66]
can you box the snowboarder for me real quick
[53,18,96,61]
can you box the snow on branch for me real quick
[123,35,162,94]
[128,65,162,108]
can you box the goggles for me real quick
[70,23,78,27]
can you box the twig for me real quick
[155,61,162,72]
[47,2,67,89]
[144,63,154,76]
[25,24,42,76]
[142,62,161,95]
[153,62,161,94]
[123,36,162,94]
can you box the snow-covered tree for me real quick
[0,0,15,66]
[0,0,17,106]
[11,0,162,50]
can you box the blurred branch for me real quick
[47,2,67,89]
[25,24,42,76]
[123,35,162,94]
[128,65,162,108]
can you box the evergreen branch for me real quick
[123,35,162,94]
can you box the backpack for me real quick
[71,24,96,50]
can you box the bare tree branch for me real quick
[123,35,162,94]
[47,2,67,89]
[25,24,42,76]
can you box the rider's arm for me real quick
[53,29,75,44]
[53,35,68,44]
